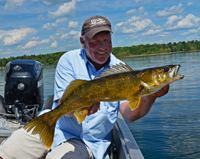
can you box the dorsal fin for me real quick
[60,79,87,103]
[95,62,133,79]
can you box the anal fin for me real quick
[74,107,90,124]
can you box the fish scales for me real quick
[90,72,134,100]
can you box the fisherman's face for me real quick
[81,31,112,70]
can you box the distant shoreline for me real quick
[118,50,200,59]
[0,50,199,70]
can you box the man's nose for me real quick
[99,41,106,49]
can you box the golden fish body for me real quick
[24,63,184,149]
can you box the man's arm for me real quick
[120,84,170,122]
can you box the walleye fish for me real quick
[24,63,184,149]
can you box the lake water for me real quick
[121,52,200,159]
[0,51,199,159]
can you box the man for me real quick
[0,15,169,159]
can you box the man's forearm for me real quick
[120,85,169,122]
[120,95,156,122]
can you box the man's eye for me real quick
[92,41,99,44]
[105,40,110,43]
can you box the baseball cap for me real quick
[81,15,113,39]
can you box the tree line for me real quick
[112,40,200,57]
[0,51,65,67]
[0,40,200,67]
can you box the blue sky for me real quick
[0,0,199,58]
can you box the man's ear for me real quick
[80,36,85,49]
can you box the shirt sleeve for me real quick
[53,53,75,105]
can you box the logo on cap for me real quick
[90,18,106,27]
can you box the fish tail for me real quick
[23,113,56,149]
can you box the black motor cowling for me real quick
[2,59,44,122]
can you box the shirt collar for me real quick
[81,49,89,64]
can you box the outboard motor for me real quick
[1,59,44,122]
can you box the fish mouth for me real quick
[173,65,184,79]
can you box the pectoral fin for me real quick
[127,84,144,111]
[74,107,90,124]
[127,95,141,111]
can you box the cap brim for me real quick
[85,26,113,39]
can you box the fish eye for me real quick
[164,66,169,72]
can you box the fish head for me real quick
[152,65,184,85]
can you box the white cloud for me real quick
[0,30,6,39]
[42,22,58,31]
[135,0,160,3]
[185,35,200,41]
[177,14,200,28]
[187,2,194,7]
[115,16,154,34]
[126,6,145,15]
[18,38,51,49]
[0,50,14,55]
[20,41,38,49]
[56,18,68,23]
[38,14,45,20]
[115,16,141,29]
[156,3,184,17]
[128,34,139,39]
[126,9,137,15]
[50,41,58,47]
[42,18,68,31]
[60,30,80,41]
[142,29,162,36]
[66,44,76,47]
[53,31,65,39]
[118,40,123,43]
[31,37,40,40]
[159,32,170,37]
[143,11,148,16]
[4,0,26,10]
[48,0,80,19]
[164,15,182,27]
[180,27,200,35]
[40,39,50,44]
[42,0,71,5]
[60,44,76,51]
[68,21,78,28]
[0,28,37,45]
[164,14,200,30]
[138,6,145,14]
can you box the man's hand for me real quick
[64,101,100,117]
[120,84,170,122]
[152,84,170,98]
[88,102,100,115]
